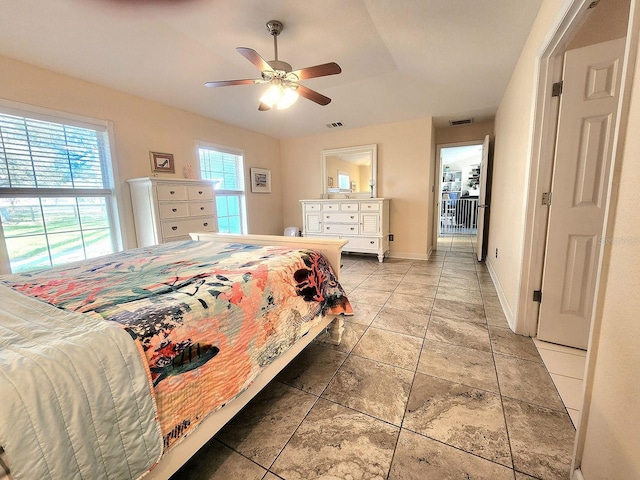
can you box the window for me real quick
[198,144,246,234]
[338,171,350,190]
[0,105,119,274]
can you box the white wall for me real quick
[0,55,283,248]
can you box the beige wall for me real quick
[281,118,435,258]
[0,55,283,248]
[487,0,568,318]
[578,7,640,477]
[568,0,630,49]
[434,119,495,146]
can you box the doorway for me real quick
[436,142,483,238]
[518,0,632,349]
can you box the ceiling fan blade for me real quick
[291,62,341,80]
[237,47,274,72]
[204,79,260,88]
[296,85,332,106]
[258,102,271,111]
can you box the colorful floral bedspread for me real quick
[1,240,352,449]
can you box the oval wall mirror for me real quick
[321,144,377,198]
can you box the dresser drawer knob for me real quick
[326,226,331,230]
[370,241,375,244]
[172,208,177,212]
[170,190,175,195]
[200,207,205,211]
[198,191,203,195]
[350,215,354,219]
[203,222,209,227]
[171,226,178,231]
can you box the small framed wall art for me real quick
[250,167,271,193]
[150,151,175,173]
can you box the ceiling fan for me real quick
[205,20,341,111]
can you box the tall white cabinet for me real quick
[300,198,390,262]
[127,177,218,247]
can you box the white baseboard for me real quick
[485,258,516,331]
[388,251,430,261]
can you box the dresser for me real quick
[127,177,218,247]
[300,198,390,262]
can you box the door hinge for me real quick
[533,290,542,303]
[552,81,563,97]
[542,192,553,206]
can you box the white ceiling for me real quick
[0,0,543,139]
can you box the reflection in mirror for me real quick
[321,144,377,198]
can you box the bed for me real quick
[0,233,351,479]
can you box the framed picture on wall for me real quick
[150,152,175,173]
[250,167,271,193]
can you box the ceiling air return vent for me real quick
[326,121,344,128]
[449,118,474,127]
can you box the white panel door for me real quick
[537,37,625,349]
[476,134,490,261]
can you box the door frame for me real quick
[433,139,486,248]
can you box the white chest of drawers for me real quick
[127,177,218,247]
[300,198,390,262]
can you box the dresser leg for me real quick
[378,253,385,263]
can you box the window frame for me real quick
[197,141,247,235]
[0,99,123,274]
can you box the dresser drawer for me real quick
[323,223,359,235]
[339,202,359,211]
[161,217,217,239]
[323,213,359,223]
[345,237,380,250]
[304,203,321,212]
[187,184,214,200]
[360,202,380,211]
[189,201,215,217]
[157,184,188,201]
[158,202,189,219]
[321,203,339,211]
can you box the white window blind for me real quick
[0,109,119,273]
[198,145,246,234]
[0,114,111,191]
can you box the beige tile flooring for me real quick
[172,236,577,480]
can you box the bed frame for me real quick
[145,233,348,479]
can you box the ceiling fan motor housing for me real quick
[266,20,283,36]
[267,60,293,73]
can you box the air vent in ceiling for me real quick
[449,118,474,126]
[326,121,344,128]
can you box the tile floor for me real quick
[534,339,587,429]
[172,235,577,480]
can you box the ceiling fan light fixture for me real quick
[260,83,299,110]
